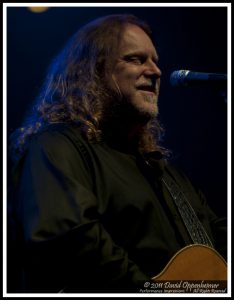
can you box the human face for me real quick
[110,24,161,120]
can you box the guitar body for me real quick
[152,244,227,281]
[150,244,227,293]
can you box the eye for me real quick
[124,55,145,65]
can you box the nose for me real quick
[144,60,162,78]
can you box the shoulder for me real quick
[26,123,92,165]
[164,162,209,207]
[29,123,86,151]
[164,162,199,195]
[33,123,84,144]
[12,123,95,187]
[165,163,188,182]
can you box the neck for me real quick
[101,118,147,154]
[100,98,152,154]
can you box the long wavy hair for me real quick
[10,14,167,162]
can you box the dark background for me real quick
[7,6,228,217]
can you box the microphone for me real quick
[170,70,227,87]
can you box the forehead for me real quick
[118,24,158,56]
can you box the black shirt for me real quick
[8,123,227,293]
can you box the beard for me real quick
[97,83,162,154]
[100,78,160,133]
[134,93,159,119]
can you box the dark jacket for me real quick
[8,123,227,293]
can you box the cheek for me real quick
[112,68,138,92]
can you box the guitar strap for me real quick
[74,138,214,249]
[162,172,214,248]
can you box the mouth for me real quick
[137,87,158,98]
[136,83,157,94]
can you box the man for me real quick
[8,14,227,293]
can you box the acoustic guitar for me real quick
[151,244,227,293]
